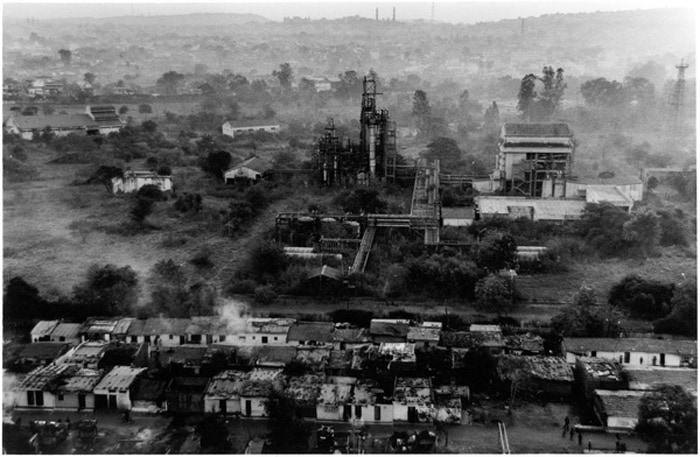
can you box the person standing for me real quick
[578,431,582,445]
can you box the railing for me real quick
[498,421,511,454]
[351,227,376,273]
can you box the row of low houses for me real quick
[4,105,123,140]
[15,318,696,430]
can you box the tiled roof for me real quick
[186,316,229,335]
[594,389,645,419]
[333,328,370,344]
[205,370,247,398]
[10,114,98,130]
[563,338,698,357]
[239,368,283,397]
[503,123,572,137]
[132,378,168,401]
[369,319,410,338]
[227,156,273,174]
[31,320,60,337]
[159,345,208,365]
[167,376,210,393]
[142,317,190,335]
[407,327,440,342]
[625,368,697,393]
[113,318,135,335]
[18,342,70,360]
[125,319,146,336]
[505,333,545,354]
[285,374,324,404]
[288,322,335,343]
[94,366,146,392]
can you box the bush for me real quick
[190,249,214,269]
[136,184,166,201]
[228,279,258,294]
[474,274,517,316]
[608,275,674,319]
[174,193,203,213]
[254,285,278,304]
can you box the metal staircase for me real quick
[351,226,376,273]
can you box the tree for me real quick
[141,119,158,133]
[654,279,697,337]
[58,49,72,65]
[551,285,624,337]
[517,74,537,121]
[83,72,96,85]
[265,391,311,452]
[156,71,185,95]
[130,197,154,224]
[202,150,232,179]
[484,101,501,132]
[575,203,631,256]
[474,231,517,273]
[273,63,293,90]
[622,209,660,254]
[334,188,387,214]
[72,264,139,315]
[3,276,48,320]
[412,90,431,137]
[608,275,674,319]
[91,165,123,193]
[580,77,626,108]
[196,415,231,452]
[474,274,516,316]
[636,385,697,453]
[336,70,362,99]
[423,137,464,171]
[138,103,153,114]
[246,240,288,281]
[119,105,129,115]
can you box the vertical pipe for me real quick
[369,125,377,179]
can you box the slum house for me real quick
[11,342,71,372]
[124,319,146,344]
[98,341,149,371]
[316,380,355,422]
[287,321,336,346]
[78,317,126,342]
[504,333,545,355]
[300,265,344,296]
[624,367,698,395]
[239,368,285,417]
[203,370,247,415]
[592,389,646,431]
[111,170,173,194]
[573,357,627,401]
[139,317,191,347]
[440,329,506,355]
[433,386,464,424]
[93,365,147,410]
[238,345,298,369]
[185,316,230,346]
[223,155,273,184]
[13,364,78,411]
[155,345,209,376]
[349,380,393,423]
[327,349,354,376]
[562,337,698,368]
[392,377,435,423]
[369,319,411,344]
[285,374,325,418]
[295,346,332,373]
[57,341,109,370]
[378,343,417,372]
[225,318,295,346]
[48,323,82,345]
[131,378,168,413]
[30,320,59,342]
[332,327,371,350]
[54,368,104,412]
[165,376,210,414]
[407,323,442,348]
[441,207,474,227]
[496,355,574,399]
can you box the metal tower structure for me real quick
[664,59,689,152]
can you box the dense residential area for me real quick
[2,4,697,455]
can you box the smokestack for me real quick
[376,8,379,21]
[393,7,396,21]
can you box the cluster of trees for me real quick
[580,76,656,109]
[636,385,697,453]
[551,286,624,337]
[517,66,567,122]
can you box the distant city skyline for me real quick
[2,1,693,24]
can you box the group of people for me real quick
[563,416,628,453]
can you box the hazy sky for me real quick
[2,0,694,24]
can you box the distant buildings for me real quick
[224,156,273,184]
[221,120,281,138]
[4,105,123,140]
[111,170,173,194]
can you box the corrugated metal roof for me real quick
[226,156,273,175]
[50,323,81,339]
[18,342,70,360]
[586,187,633,206]
[57,368,104,393]
[16,364,77,391]
[31,320,59,337]
[94,366,146,392]
[407,327,440,342]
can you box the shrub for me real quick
[228,279,258,294]
[608,275,674,319]
[190,249,214,269]
[254,285,278,304]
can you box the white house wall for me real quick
[240,396,268,417]
[358,404,393,423]
[204,397,241,415]
[607,415,637,430]
[316,403,345,421]
[55,392,95,411]
[567,351,683,367]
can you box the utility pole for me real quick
[375,7,379,21]
[664,59,689,153]
[393,7,396,21]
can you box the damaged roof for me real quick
[319,383,353,405]
[285,374,324,404]
[393,377,432,405]
[370,319,410,338]
[205,370,247,398]
[30,320,59,337]
[239,368,283,397]
[498,355,574,382]
[15,364,78,391]
[56,368,104,393]
[142,317,190,335]
[333,327,370,344]
[407,327,441,342]
[159,345,208,366]
[49,323,81,340]
[576,357,624,382]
